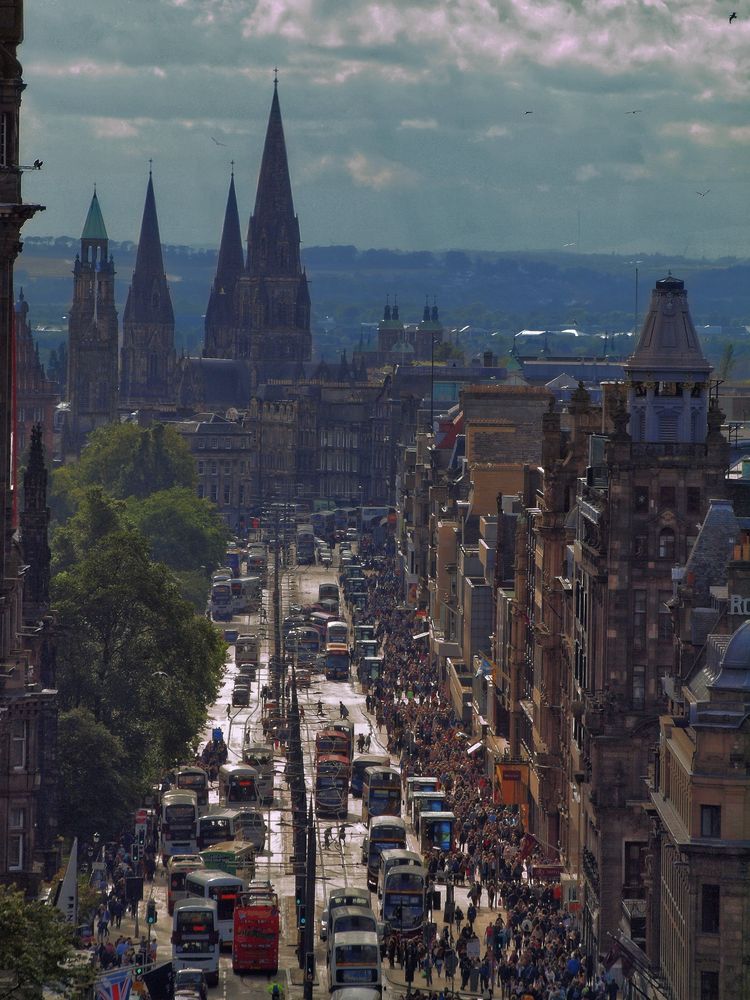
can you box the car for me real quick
[174,968,208,1000]
[297,669,311,687]
[345,528,359,541]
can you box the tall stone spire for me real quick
[20,424,50,614]
[121,170,176,408]
[204,171,245,358]
[231,83,311,371]
[67,188,119,453]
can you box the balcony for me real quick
[582,846,600,898]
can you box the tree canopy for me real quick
[0,884,86,1000]
[125,487,229,572]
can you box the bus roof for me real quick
[174,896,218,913]
[175,766,207,778]
[333,931,379,946]
[185,869,244,885]
[369,815,406,832]
[364,766,400,779]
[379,849,422,866]
[162,790,198,806]
[328,888,370,907]
[219,764,259,777]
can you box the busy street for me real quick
[77,515,621,1000]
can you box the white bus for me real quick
[172,897,220,986]
[160,790,199,864]
[326,620,349,647]
[326,906,379,967]
[184,869,245,947]
[328,931,381,993]
[241,738,274,804]
[218,764,260,807]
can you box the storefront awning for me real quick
[467,741,484,756]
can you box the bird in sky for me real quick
[563,242,576,248]
[625,110,642,115]
[33,159,43,169]
[523,110,533,115]
[729,11,737,22]
[697,189,711,197]
[210,136,227,146]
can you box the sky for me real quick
[19,0,750,257]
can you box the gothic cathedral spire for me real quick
[121,170,176,408]
[204,171,244,358]
[67,188,119,453]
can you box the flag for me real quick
[54,837,78,924]
[518,832,537,862]
[96,968,133,1000]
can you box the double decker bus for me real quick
[326,906,379,966]
[350,755,390,798]
[326,620,349,647]
[381,865,428,939]
[174,766,209,808]
[184,869,245,947]
[362,766,401,825]
[325,642,350,681]
[362,816,407,891]
[286,626,320,664]
[231,576,262,614]
[219,764,260,807]
[246,549,268,584]
[296,525,315,565]
[315,753,351,819]
[330,719,354,760]
[316,728,351,760]
[167,855,205,915]
[329,931,381,993]
[172,898,220,986]
[197,810,235,851]
[241,738,274,804]
[320,887,371,942]
[160,790,199,864]
[209,580,232,621]
[232,883,280,974]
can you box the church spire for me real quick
[204,171,245,358]
[215,171,244,289]
[123,170,174,327]
[247,83,300,277]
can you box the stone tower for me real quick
[120,171,176,409]
[234,83,311,373]
[20,424,50,618]
[567,275,729,958]
[204,171,244,359]
[66,189,119,451]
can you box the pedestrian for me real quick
[339,701,349,720]
[338,824,346,845]
[324,827,333,848]
[467,902,477,928]
[317,700,324,716]
[365,733,372,751]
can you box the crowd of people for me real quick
[354,554,619,1000]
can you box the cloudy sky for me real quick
[19,0,750,257]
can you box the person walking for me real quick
[339,701,349,720]
[317,700,325,716]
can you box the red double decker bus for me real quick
[232,883,280,974]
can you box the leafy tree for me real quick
[125,487,229,573]
[52,530,225,807]
[0,884,89,1000]
[51,486,128,574]
[63,423,196,503]
[57,708,138,841]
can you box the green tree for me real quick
[126,487,229,573]
[56,708,138,841]
[52,530,225,811]
[0,884,88,999]
[51,486,128,574]
[59,423,196,505]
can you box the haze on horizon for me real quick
[20,0,750,260]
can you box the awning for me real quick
[412,631,430,640]
[467,741,484,756]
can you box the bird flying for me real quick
[697,189,711,197]
[729,11,737,22]
[210,136,227,146]
[33,159,43,169]
[625,110,642,115]
[523,110,533,115]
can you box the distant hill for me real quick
[17,237,750,375]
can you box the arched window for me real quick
[658,528,676,560]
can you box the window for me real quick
[633,591,647,647]
[632,665,645,709]
[238,484,245,506]
[700,804,721,838]
[223,462,231,475]
[210,461,218,476]
[701,885,720,933]
[9,807,25,830]
[634,486,649,513]
[623,841,647,891]
[659,592,673,642]
[209,484,218,502]
[10,720,27,769]
[658,528,676,560]
[0,113,8,168]
[633,534,648,559]
[197,461,205,475]
[700,971,719,1000]
[659,486,676,508]
[197,438,206,450]
[223,484,231,505]
[197,484,205,500]
[7,835,23,871]
[687,487,701,514]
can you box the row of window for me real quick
[197,459,257,475]
[633,485,701,514]
[196,435,254,450]
[633,590,673,644]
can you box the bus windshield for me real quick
[166,804,196,827]
[208,886,241,921]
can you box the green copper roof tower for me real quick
[81,188,108,242]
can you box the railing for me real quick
[582,847,600,897]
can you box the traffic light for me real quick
[146,899,157,925]
[295,884,304,908]
[132,842,140,862]
[305,952,315,983]
[297,903,306,928]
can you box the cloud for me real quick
[345,152,415,190]
[575,164,600,182]
[399,118,438,130]
[89,117,142,139]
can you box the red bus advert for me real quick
[232,885,280,974]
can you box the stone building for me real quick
[0,1,58,892]
[14,289,59,460]
[561,276,729,959]
[202,83,311,376]
[120,171,176,411]
[66,189,119,453]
